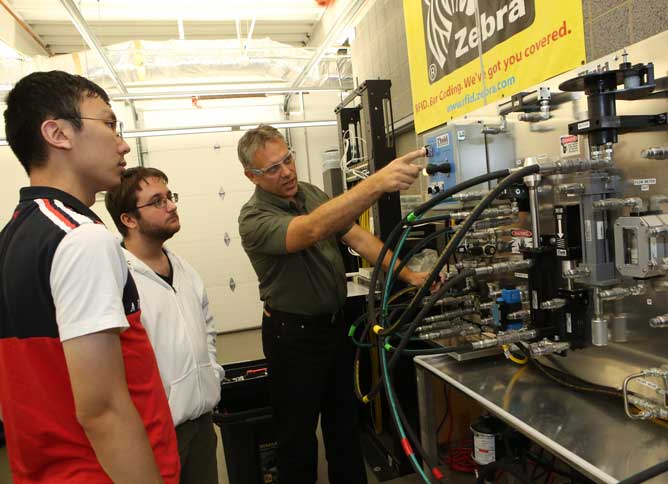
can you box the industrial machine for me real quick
[351,38,668,483]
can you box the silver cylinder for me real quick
[529,187,540,247]
[592,318,609,346]
[592,288,609,346]
[612,312,628,342]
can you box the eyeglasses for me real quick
[135,192,179,210]
[63,116,124,139]
[249,150,295,177]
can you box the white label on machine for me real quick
[641,185,650,192]
[585,220,592,242]
[633,178,657,186]
[566,313,572,333]
[515,272,529,279]
[532,290,539,310]
[577,121,590,130]
[557,249,567,256]
[596,221,605,240]
[559,134,580,158]
[647,298,653,306]
[473,432,496,465]
[457,130,466,141]
[436,133,450,148]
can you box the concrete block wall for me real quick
[351,0,668,124]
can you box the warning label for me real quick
[560,134,580,157]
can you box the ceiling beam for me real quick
[0,0,51,55]
[58,0,129,94]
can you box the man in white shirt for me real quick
[105,166,224,484]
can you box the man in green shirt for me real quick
[238,124,428,484]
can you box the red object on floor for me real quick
[315,0,335,6]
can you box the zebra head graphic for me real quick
[423,0,476,80]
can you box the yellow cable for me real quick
[502,344,528,365]
[502,365,528,410]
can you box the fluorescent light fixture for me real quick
[111,86,343,101]
[240,120,337,130]
[1,120,337,144]
[124,126,233,138]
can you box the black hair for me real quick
[4,70,110,174]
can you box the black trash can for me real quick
[214,359,278,484]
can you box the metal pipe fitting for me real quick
[420,307,477,325]
[540,298,566,310]
[528,339,570,357]
[417,324,479,341]
[451,190,491,202]
[557,183,586,196]
[641,147,668,160]
[650,314,668,328]
[469,216,517,231]
[481,116,508,135]
[598,282,646,301]
[471,328,537,349]
[593,197,644,212]
[507,309,531,320]
[467,227,514,239]
[538,157,612,176]
[450,205,517,221]
[563,265,591,279]
[473,259,533,276]
[425,294,475,308]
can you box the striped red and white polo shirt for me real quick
[0,186,180,483]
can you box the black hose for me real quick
[391,226,453,284]
[381,164,540,380]
[618,460,668,484]
[377,337,440,483]
[365,269,475,399]
[385,165,539,342]
[365,169,511,334]
[476,458,532,484]
[354,169,514,401]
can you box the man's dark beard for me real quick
[138,220,179,242]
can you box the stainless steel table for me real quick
[415,355,668,483]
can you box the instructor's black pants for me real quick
[262,307,368,484]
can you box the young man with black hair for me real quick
[0,71,180,483]
[105,166,224,484]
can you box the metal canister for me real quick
[470,415,503,466]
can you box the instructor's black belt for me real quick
[264,305,344,327]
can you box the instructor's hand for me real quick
[371,148,425,192]
[405,270,444,294]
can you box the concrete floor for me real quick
[0,329,472,483]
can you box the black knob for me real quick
[426,163,452,175]
[483,245,497,256]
